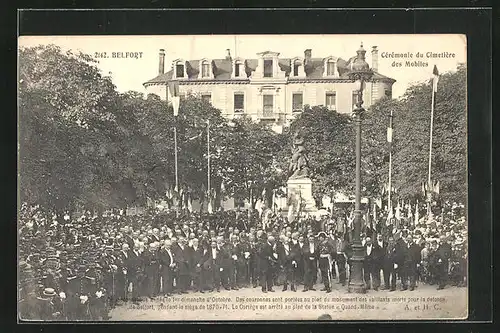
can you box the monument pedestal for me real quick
[287,177,317,213]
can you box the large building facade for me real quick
[143,45,395,126]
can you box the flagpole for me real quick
[207,119,211,203]
[427,71,436,224]
[387,109,394,213]
[174,126,179,192]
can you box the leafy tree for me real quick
[392,64,467,202]
[286,105,355,204]
[19,45,121,213]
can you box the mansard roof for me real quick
[143,55,395,86]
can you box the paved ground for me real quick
[109,283,468,321]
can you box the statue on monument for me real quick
[288,131,311,180]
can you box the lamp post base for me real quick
[348,243,366,294]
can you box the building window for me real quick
[201,93,211,103]
[385,89,392,99]
[176,64,185,78]
[234,93,244,112]
[326,92,337,111]
[327,60,336,76]
[235,62,243,77]
[292,93,303,112]
[263,94,274,117]
[264,59,273,78]
[201,62,210,78]
[352,91,359,109]
[293,62,300,77]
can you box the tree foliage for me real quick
[18,45,467,213]
[390,64,467,202]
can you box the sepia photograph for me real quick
[18,34,468,321]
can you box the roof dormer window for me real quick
[235,61,242,77]
[174,60,185,78]
[232,58,246,79]
[323,56,338,77]
[201,61,210,78]
[293,62,300,76]
[291,57,305,77]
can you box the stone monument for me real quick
[286,131,317,219]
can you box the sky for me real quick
[18,34,466,98]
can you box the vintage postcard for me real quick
[18,34,467,321]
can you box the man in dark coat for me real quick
[382,236,398,291]
[224,235,240,290]
[334,232,349,286]
[435,236,452,290]
[174,236,191,294]
[189,238,206,292]
[277,235,299,291]
[403,235,422,291]
[116,243,130,302]
[143,243,160,299]
[372,233,386,289]
[128,243,144,302]
[248,234,259,288]
[394,232,408,290]
[159,240,176,296]
[302,235,319,291]
[203,240,224,292]
[317,232,333,293]
[258,235,278,293]
[363,237,381,290]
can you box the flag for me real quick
[187,194,193,213]
[414,201,419,223]
[207,199,213,214]
[434,180,440,194]
[432,65,439,93]
[386,206,393,226]
[375,197,382,209]
[168,80,180,116]
[287,205,294,222]
[407,202,413,219]
[373,203,377,222]
[387,127,393,143]
[395,201,401,220]
[166,187,173,200]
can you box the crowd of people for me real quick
[18,200,467,321]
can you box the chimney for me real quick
[371,46,378,72]
[304,49,312,65]
[158,49,165,75]
[225,49,232,61]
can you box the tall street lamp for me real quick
[347,43,374,293]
